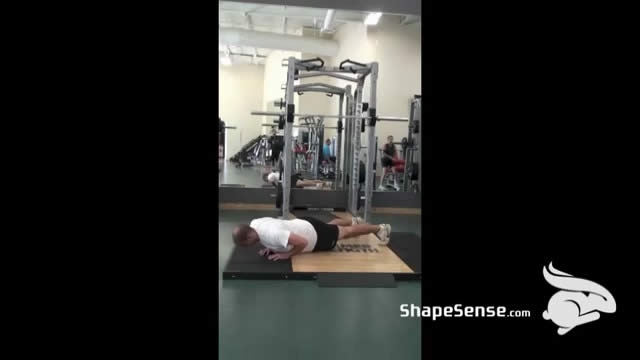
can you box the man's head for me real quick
[232,224,259,246]
[325,139,331,145]
[387,135,394,144]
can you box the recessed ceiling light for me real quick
[364,12,382,25]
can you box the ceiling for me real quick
[219,1,420,65]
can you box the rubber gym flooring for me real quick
[218,160,387,189]
[218,208,422,360]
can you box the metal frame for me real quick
[402,96,421,192]
[281,57,296,219]
[262,124,338,130]
[293,82,348,188]
[363,63,378,222]
[251,111,408,122]
[341,85,353,192]
[250,57,411,221]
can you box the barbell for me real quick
[262,124,338,129]
[251,111,408,122]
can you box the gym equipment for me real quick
[268,81,350,189]
[293,82,347,189]
[402,96,421,192]
[248,57,411,222]
[229,134,270,167]
[252,111,408,122]
[217,118,237,160]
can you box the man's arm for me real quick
[267,233,308,261]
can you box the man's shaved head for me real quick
[232,224,258,246]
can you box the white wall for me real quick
[327,17,422,175]
[219,63,265,159]
[262,50,301,135]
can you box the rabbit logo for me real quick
[542,262,616,335]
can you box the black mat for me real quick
[317,273,397,288]
[387,232,421,273]
[223,243,292,276]
[223,226,422,282]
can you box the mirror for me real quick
[218,0,421,200]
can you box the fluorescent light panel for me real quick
[364,12,382,25]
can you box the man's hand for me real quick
[268,252,290,261]
[258,248,273,257]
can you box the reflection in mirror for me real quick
[218,1,421,196]
[218,100,281,189]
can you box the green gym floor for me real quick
[218,208,422,360]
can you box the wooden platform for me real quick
[291,234,413,273]
[290,211,414,273]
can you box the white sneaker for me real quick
[376,224,391,245]
[351,216,365,225]
[393,184,401,191]
[377,185,386,191]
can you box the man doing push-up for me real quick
[232,216,391,261]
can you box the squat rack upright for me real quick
[251,57,406,222]
[293,82,349,187]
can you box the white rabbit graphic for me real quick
[542,262,616,335]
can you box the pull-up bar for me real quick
[295,72,360,83]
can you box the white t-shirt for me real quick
[249,217,317,253]
[267,172,280,183]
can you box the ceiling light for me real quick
[364,12,382,26]
[220,56,232,66]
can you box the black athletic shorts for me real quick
[298,216,339,252]
[381,156,393,167]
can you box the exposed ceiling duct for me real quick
[321,9,336,33]
[219,27,339,57]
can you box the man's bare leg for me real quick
[328,218,352,226]
[297,179,326,187]
[337,224,382,240]
[328,218,391,244]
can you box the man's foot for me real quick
[377,185,387,191]
[393,183,401,191]
[351,216,365,225]
[376,224,391,245]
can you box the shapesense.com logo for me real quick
[400,304,531,320]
